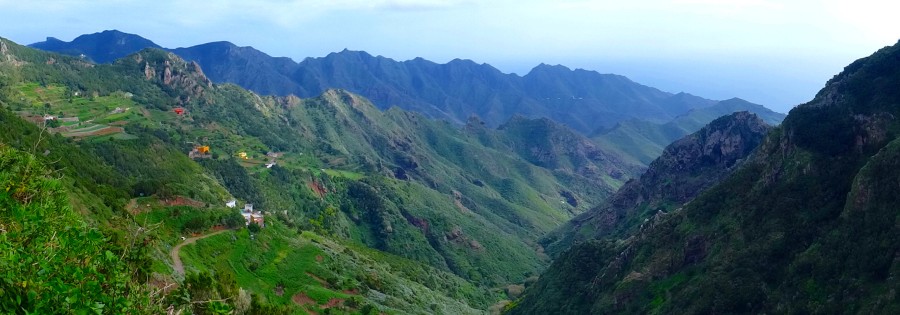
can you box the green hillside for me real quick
[0,36,643,313]
[508,40,900,314]
[541,112,772,258]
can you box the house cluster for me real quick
[188,146,211,159]
[226,199,265,228]
[264,151,282,169]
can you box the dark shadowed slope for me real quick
[542,111,771,258]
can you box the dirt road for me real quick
[171,229,231,276]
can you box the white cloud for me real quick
[824,0,900,44]
[371,0,473,11]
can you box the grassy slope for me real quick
[180,221,495,314]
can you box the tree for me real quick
[248,222,261,233]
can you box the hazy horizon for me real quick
[3,0,900,112]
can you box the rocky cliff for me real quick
[542,111,771,256]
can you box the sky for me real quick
[2,0,900,113]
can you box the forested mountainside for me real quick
[1,33,650,314]
[508,40,900,315]
[541,111,772,258]
[30,30,782,137]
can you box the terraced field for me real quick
[10,83,149,139]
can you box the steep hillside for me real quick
[541,112,771,257]
[170,41,301,96]
[489,115,640,186]
[1,36,644,313]
[0,143,162,314]
[594,97,785,164]
[509,40,900,314]
[272,89,641,284]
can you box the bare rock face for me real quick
[163,60,174,85]
[137,50,214,104]
[625,111,770,208]
[143,61,155,80]
[0,39,8,55]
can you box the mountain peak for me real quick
[29,29,160,63]
[529,63,572,74]
[320,49,378,62]
[203,41,238,48]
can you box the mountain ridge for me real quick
[28,30,782,136]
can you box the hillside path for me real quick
[171,229,231,276]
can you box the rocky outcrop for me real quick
[543,111,771,256]
[135,50,213,105]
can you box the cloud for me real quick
[372,0,473,11]
[824,0,900,44]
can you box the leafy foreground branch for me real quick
[0,144,162,314]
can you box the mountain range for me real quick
[29,30,784,140]
[5,28,892,315]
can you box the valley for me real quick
[2,26,898,315]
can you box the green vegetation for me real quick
[179,221,493,314]
[509,39,900,314]
[542,112,772,257]
[0,145,160,313]
[0,35,644,313]
[594,98,785,165]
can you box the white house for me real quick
[225,199,237,208]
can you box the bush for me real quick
[0,145,158,313]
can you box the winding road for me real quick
[171,229,231,276]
